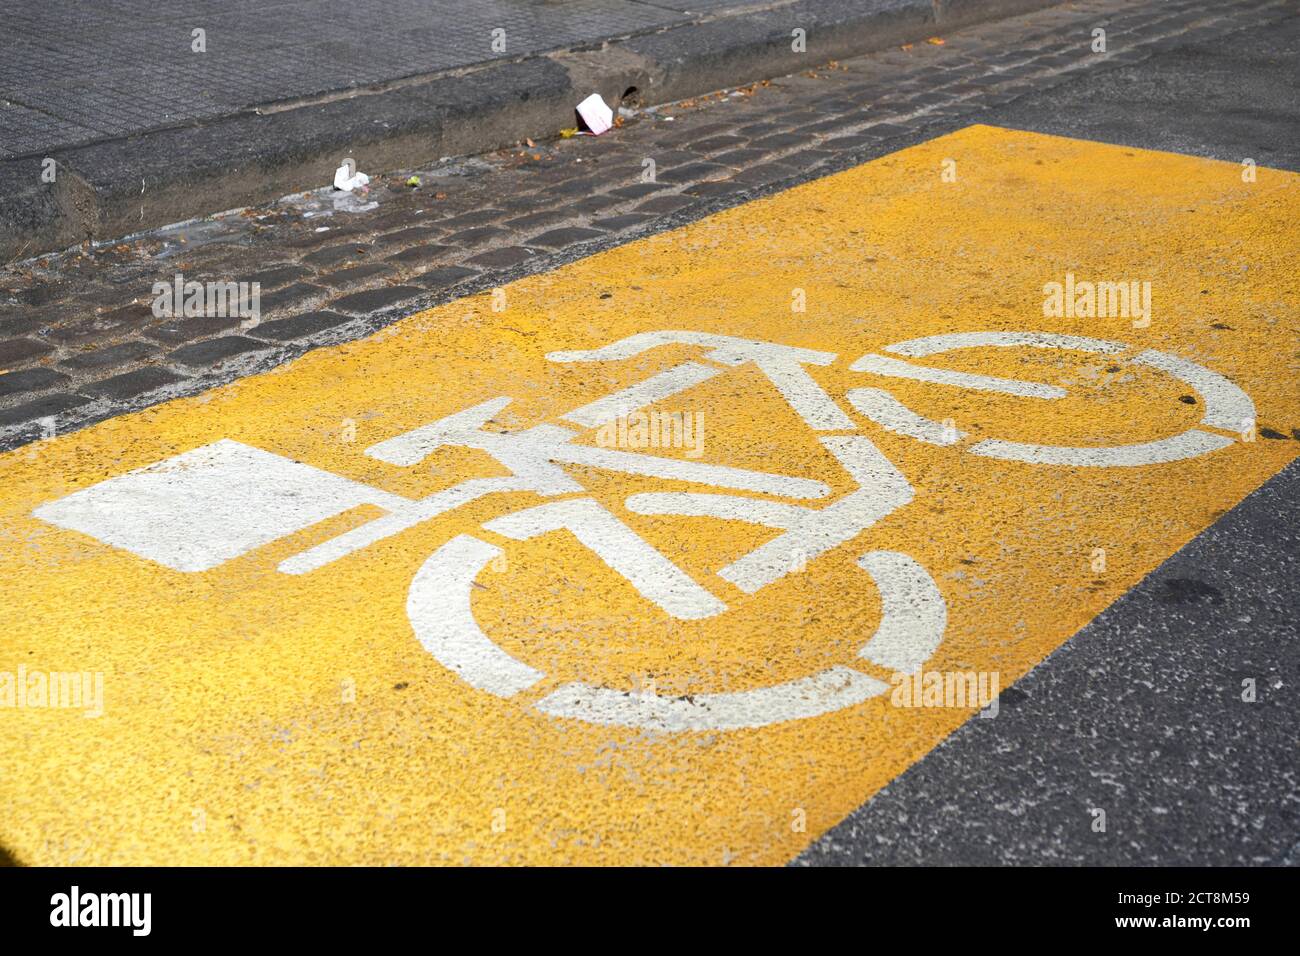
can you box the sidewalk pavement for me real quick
[0,0,1060,260]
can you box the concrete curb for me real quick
[0,0,1064,263]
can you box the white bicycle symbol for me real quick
[34,330,1255,732]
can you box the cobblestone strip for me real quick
[0,0,1290,450]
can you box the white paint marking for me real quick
[851,354,1067,399]
[562,362,720,429]
[366,396,512,467]
[1133,349,1256,431]
[485,498,726,620]
[885,331,1126,357]
[550,330,850,431]
[625,492,808,530]
[367,399,829,500]
[534,666,887,731]
[367,400,583,495]
[855,551,946,674]
[861,333,1252,462]
[279,476,529,575]
[846,387,965,445]
[753,357,855,430]
[719,436,914,594]
[969,429,1234,467]
[548,330,836,367]
[33,440,406,573]
[406,534,545,697]
[551,433,830,499]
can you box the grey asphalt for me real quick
[798,13,1300,866]
[799,458,1300,866]
[991,8,1300,171]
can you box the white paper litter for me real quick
[575,92,614,136]
[333,164,371,191]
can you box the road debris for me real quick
[575,92,614,135]
[333,162,370,192]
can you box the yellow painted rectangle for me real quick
[1,125,1297,865]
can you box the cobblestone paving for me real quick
[0,0,1291,450]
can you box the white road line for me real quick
[366,396,512,467]
[851,353,1068,399]
[969,429,1234,467]
[856,551,946,674]
[719,436,914,593]
[753,357,856,430]
[279,476,528,575]
[885,331,1126,357]
[562,362,720,428]
[485,498,727,620]
[625,492,809,529]
[406,534,545,698]
[367,399,829,500]
[1133,348,1256,431]
[846,387,965,445]
[547,330,836,367]
[551,330,850,431]
[551,438,830,499]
